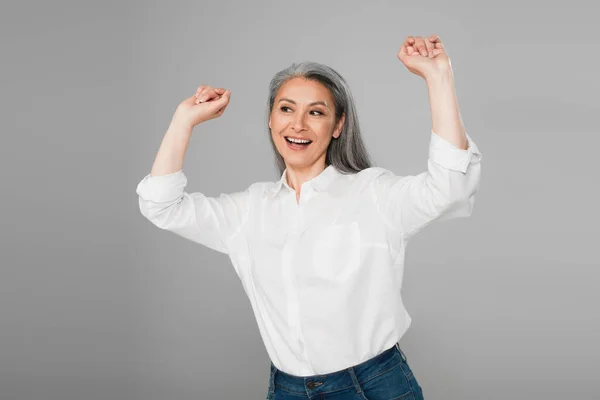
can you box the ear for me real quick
[332,113,345,139]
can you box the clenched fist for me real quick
[397,34,451,79]
[172,85,231,128]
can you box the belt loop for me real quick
[268,362,276,398]
[396,342,407,362]
[347,367,364,396]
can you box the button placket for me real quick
[281,198,312,371]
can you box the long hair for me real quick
[265,61,374,176]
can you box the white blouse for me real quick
[136,130,482,377]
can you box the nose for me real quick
[291,112,307,132]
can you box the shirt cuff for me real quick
[429,129,481,173]
[135,169,187,203]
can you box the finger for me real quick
[425,37,434,58]
[195,85,206,98]
[415,36,428,57]
[200,92,218,103]
[399,40,413,58]
[405,36,417,55]
[196,86,214,103]
[215,94,230,114]
[197,86,212,101]
[195,86,208,104]
[400,36,416,58]
[429,34,444,51]
[398,43,407,57]
[209,89,231,110]
[203,88,224,102]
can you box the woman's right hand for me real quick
[172,85,231,128]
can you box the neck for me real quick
[285,160,328,192]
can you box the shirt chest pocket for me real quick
[311,221,361,282]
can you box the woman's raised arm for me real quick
[373,35,483,242]
[136,86,249,255]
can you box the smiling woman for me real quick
[136,35,482,400]
[268,77,349,175]
[265,64,373,194]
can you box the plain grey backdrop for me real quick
[2,0,598,399]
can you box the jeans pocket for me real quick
[398,358,425,400]
[360,363,415,400]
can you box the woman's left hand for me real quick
[397,34,451,80]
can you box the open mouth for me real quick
[284,136,313,148]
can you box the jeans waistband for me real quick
[268,342,408,397]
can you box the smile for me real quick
[284,136,312,150]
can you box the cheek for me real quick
[269,117,286,132]
[315,123,335,139]
[271,132,282,146]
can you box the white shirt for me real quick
[136,130,482,377]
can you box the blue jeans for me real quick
[266,343,425,399]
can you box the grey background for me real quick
[2,0,598,399]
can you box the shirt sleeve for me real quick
[373,130,482,242]
[135,169,250,255]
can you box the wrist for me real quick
[169,116,194,132]
[425,67,454,87]
[167,118,194,139]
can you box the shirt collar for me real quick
[271,164,341,195]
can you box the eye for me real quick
[279,106,324,116]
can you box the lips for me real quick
[284,136,313,144]
[284,136,312,150]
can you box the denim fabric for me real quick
[266,343,424,400]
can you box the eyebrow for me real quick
[278,98,329,108]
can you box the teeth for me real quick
[286,137,311,144]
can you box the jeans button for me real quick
[307,381,315,389]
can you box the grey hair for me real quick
[265,61,374,176]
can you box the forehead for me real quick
[276,77,333,103]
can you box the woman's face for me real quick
[269,77,344,170]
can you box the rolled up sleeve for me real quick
[374,130,482,242]
[136,170,250,255]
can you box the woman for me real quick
[136,34,482,400]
